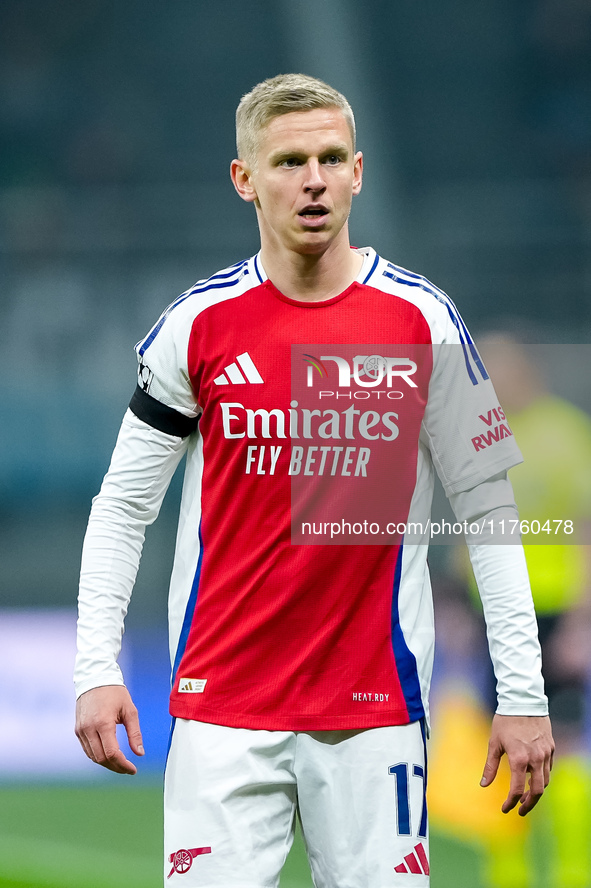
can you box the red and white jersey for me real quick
[126,247,522,731]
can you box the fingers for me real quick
[480,742,501,788]
[517,788,542,817]
[77,717,138,775]
[484,714,555,817]
[502,752,548,816]
[518,755,549,816]
[122,705,145,758]
[75,686,142,775]
[90,725,138,775]
[501,759,527,813]
[76,728,95,764]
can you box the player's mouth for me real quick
[298,204,329,228]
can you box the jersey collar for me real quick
[248,246,379,290]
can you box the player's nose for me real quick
[303,159,326,192]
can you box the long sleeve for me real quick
[74,409,189,698]
[449,472,549,715]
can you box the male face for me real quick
[232,107,363,257]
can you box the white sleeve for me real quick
[74,410,189,698]
[422,338,523,496]
[449,473,549,716]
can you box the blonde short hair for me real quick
[236,73,356,168]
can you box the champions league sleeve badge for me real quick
[138,361,154,393]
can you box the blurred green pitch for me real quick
[0,784,482,888]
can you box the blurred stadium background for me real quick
[1,1,590,886]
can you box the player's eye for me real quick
[280,157,302,168]
[323,155,342,165]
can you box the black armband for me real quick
[129,386,199,437]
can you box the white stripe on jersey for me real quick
[136,260,250,358]
[379,261,489,386]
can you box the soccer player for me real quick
[75,74,554,887]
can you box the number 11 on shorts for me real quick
[389,762,428,838]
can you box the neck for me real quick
[259,232,364,302]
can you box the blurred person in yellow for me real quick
[428,575,532,886]
[480,336,591,888]
[431,335,591,888]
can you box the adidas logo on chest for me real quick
[214,352,264,386]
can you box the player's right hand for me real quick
[75,685,145,775]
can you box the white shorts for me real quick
[164,719,429,888]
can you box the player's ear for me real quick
[352,151,363,196]
[231,159,257,203]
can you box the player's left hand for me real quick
[75,685,144,775]
[480,714,554,816]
